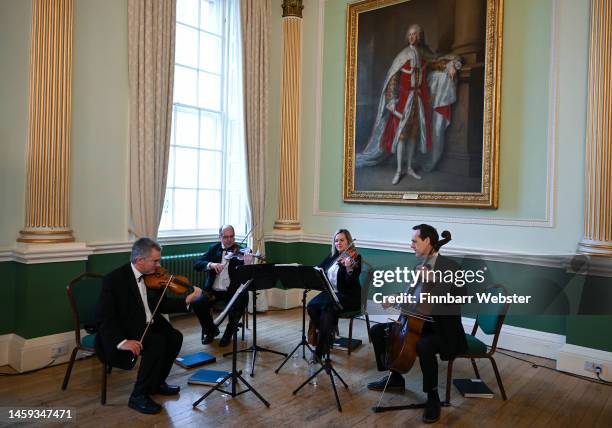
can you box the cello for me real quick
[374,231,452,411]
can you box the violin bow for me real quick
[131,273,175,364]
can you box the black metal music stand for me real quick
[292,351,348,412]
[225,264,287,377]
[193,281,269,408]
[274,265,348,412]
[275,289,314,373]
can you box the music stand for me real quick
[274,288,314,373]
[193,280,270,408]
[224,263,287,376]
[273,265,349,412]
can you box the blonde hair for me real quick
[330,229,354,256]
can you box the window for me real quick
[160,0,248,236]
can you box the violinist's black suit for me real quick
[193,242,249,340]
[95,263,187,397]
[307,253,362,358]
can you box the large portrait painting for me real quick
[343,0,502,207]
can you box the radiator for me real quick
[161,253,206,290]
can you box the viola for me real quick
[143,266,194,295]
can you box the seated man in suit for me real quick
[193,224,252,346]
[366,224,467,424]
[95,238,203,415]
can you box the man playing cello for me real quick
[367,224,467,424]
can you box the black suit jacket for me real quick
[422,254,468,359]
[318,253,362,312]
[94,263,187,363]
[193,242,244,293]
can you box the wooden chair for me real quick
[445,284,510,403]
[337,260,374,355]
[61,272,111,404]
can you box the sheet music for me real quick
[213,280,252,327]
[314,266,343,310]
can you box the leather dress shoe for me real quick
[422,398,441,424]
[366,374,405,392]
[154,382,180,396]
[128,394,162,414]
[218,331,233,347]
[202,327,220,345]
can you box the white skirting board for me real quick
[0,330,89,373]
[556,343,612,380]
[367,314,566,360]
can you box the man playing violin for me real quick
[367,224,467,424]
[193,224,252,347]
[95,238,204,415]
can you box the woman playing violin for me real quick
[307,229,362,361]
[367,224,467,424]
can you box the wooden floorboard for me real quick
[1,308,611,427]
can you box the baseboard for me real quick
[461,317,566,360]
[366,314,566,360]
[0,334,15,366]
[267,288,304,309]
[5,330,87,373]
[557,343,612,380]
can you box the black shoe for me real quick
[218,331,233,347]
[366,374,405,392]
[154,382,180,396]
[422,398,441,424]
[128,394,162,414]
[201,327,220,345]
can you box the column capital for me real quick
[282,0,303,18]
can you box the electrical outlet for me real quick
[50,344,69,358]
[584,361,603,373]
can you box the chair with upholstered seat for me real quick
[445,283,510,403]
[61,273,110,403]
[337,260,374,355]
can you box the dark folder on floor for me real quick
[453,378,494,398]
[175,351,216,369]
[333,337,362,351]
[188,369,232,386]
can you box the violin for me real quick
[143,267,194,295]
[333,239,359,267]
[224,244,266,262]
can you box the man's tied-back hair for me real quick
[412,224,452,251]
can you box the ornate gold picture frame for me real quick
[343,0,502,207]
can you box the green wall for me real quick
[266,240,612,352]
[266,0,588,254]
[0,262,17,335]
[0,241,217,339]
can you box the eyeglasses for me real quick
[222,235,235,239]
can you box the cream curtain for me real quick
[127,0,176,239]
[240,0,270,256]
